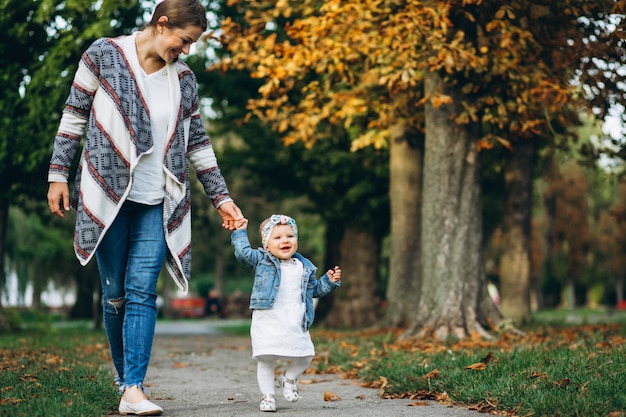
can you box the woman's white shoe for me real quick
[119,398,163,416]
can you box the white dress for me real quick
[251,258,315,359]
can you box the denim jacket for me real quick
[231,229,341,331]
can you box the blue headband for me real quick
[261,214,298,248]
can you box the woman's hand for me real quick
[216,201,244,230]
[47,182,70,218]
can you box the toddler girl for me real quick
[231,214,342,412]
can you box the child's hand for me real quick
[234,218,248,230]
[327,266,341,282]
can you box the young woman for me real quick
[47,1,243,414]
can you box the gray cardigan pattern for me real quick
[48,35,231,292]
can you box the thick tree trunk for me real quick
[323,226,380,328]
[404,71,496,340]
[499,140,535,324]
[384,123,423,327]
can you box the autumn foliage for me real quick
[214,0,623,150]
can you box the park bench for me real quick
[169,297,206,318]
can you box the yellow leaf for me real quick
[421,368,441,379]
[431,94,453,108]
[324,391,342,401]
[464,362,487,370]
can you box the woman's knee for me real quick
[103,296,126,314]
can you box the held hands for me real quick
[47,182,70,218]
[327,266,341,283]
[217,201,244,230]
[234,217,248,230]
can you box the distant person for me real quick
[46,0,243,415]
[231,214,342,412]
[204,288,225,318]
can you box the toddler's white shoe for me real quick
[277,375,300,402]
[259,393,276,412]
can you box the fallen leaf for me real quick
[464,362,487,370]
[172,362,187,368]
[555,378,570,387]
[300,378,332,384]
[377,376,389,396]
[421,368,441,379]
[1,398,25,405]
[323,391,342,401]
[435,391,450,402]
[408,401,430,406]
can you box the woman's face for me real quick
[158,23,203,63]
[265,224,298,260]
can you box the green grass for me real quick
[0,328,118,417]
[531,307,626,325]
[213,320,251,336]
[2,314,625,417]
[312,324,626,417]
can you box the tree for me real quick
[596,181,626,306]
[192,16,390,326]
[545,159,592,307]
[211,0,624,337]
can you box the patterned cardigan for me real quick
[48,34,232,293]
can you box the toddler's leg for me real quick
[257,358,276,394]
[285,356,312,380]
[279,356,313,402]
[257,358,276,412]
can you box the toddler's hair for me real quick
[260,214,298,248]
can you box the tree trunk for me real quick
[93,281,102,330]
[404,71,496,340]
[323,226,380,328]
[384,123,423,327]
[214,226,225,296]
[70,261,99,319]
[31,272,43,310]
[315,219,343,322]
[499,140,535,324]
[0,199,9,332]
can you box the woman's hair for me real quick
[149,0,208,32]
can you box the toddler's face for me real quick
[265,224,298,260]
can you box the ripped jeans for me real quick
[95,201,167,393]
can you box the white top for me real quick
[127,64,169,204]
[250,258,315,359]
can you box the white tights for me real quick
[256,355,313,394]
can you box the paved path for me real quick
[109,320,480,416]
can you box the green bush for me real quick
[1,307,22,333]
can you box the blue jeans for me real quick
[95,201,166,393]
